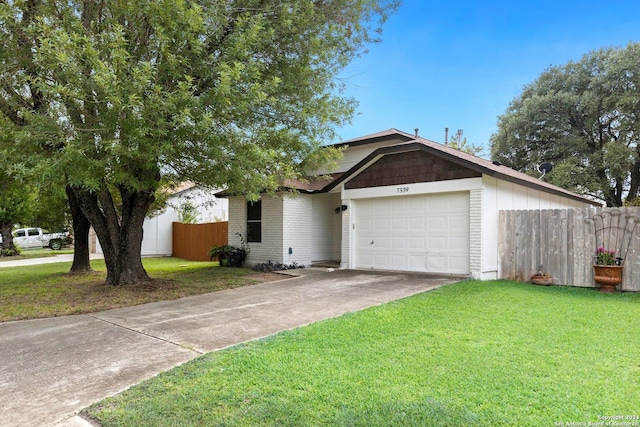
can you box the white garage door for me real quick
[355,192,470,274]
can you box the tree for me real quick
[0,119,34,254]
[0,0,398,285]
[0,173,35,254]
[447,135,485,157]
[490,43,640,206]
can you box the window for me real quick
[247,200,262,243]
[28,229,40,236]
[14,230,26,237]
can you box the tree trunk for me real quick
[66,185,93,273]
[0,222,15,252]
[71,184,155,286]
[627,160,640,203]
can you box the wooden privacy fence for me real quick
[172,222,228,262]
[498,208,640,291]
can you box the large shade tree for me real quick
[490,43,640,206]
[0,0,398,285]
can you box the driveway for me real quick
[0,269,461,427]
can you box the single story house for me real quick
[223,129,598,279]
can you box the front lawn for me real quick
[85,281,640,426]
[0,257,266,322]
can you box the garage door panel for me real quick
[360,218,375,232]
[428,236,447,249]
[408,255,427,270]
[374,253,390,266]
[426,255,447,271]
[409,217,426,229]
[409,236,427,250]
[449,236,468,250]
[355,193,469,274]
[391,217,407,231]
[390,254,409,269]
[448,196,469,210]
[374,218,390,230]
[448,255,469,270]
[428,215,447,228]
[391,236,408,250]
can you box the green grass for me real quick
[85,280,640,426]
[0,257,263,322]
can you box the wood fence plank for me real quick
[172,222,229,261]
[498,207,640,291]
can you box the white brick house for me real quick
[225,129,598,279]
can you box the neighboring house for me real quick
[223,129,599,280]
[92,184,228,257]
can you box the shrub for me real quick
[252,260,305,273]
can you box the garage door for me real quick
[355,193,469,274]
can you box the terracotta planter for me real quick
[531,274,553,285]
[593,265,623,293]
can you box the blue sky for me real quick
[337,0,640,157]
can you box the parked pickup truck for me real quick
[2,227,73,250]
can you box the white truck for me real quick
[1,227,72,250]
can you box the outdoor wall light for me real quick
[341,205,348,211]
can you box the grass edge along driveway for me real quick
[0,257,263,322]
[85,280,640,427]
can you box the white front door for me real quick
[355,192,470,274]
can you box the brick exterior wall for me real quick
[340,199,351,269]
[228,196,283,266]
[229,194,315,266]
[282,194,313,265]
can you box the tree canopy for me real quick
[0,0,398,284]
[490,43,640,206]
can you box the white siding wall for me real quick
[479,175,594,280]
[140,209,177,256]
[95,187,227,257]
[174,188,228,223]
[315,138,411,174]
[311,193,342,262]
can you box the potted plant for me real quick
[531,264,553,285]
[593,247,623,293]
[208,244,234,266]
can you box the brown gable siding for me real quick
[345,150,481,190]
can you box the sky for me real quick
[336,0,640,157]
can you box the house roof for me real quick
[221,128,600,206]
[332,128,415,147]
[311,129,599,206]
[282,173,345,192]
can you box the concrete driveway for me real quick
[0,269,460,427]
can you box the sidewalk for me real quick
[0,269,458,427]
[0,253,103,268]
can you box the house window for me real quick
[247,200,262,243]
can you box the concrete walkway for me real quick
[0,269,460,427]
[0,253,103,268]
